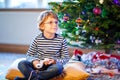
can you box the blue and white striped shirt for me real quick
[26,33,70,65]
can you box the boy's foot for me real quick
[14,77,26,80]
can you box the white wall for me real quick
[0,11,41,45]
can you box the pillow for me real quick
[5,58,26,80]
[6,58,89,80]
[5,68,24,80]
[63,62,89,80]
[51,62,90,80]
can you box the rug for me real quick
[0,52,25,80]
[0,64,8,80]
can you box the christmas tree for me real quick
[49,0,120,52]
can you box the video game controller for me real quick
[36,60,44,69]
[36,58,50,69]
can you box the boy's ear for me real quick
[40,26,44,30]
[40,24,44,31]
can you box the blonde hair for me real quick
[37,10,58,32]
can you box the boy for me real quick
[15,10,70,80]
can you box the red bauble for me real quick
[95,27,99,31]
[76,18,82,24]
[93,7,102,15]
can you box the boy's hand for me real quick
[32,60,40,68]
[44,58,56,65]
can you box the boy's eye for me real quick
[49,21,53,24]
[44,21,58,24]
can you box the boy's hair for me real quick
[37,10,58,32]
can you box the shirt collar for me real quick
[42,33,57,40]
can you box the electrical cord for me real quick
[28,70,34,80]
[28,70,39,80]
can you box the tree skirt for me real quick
[81,51,120,80]
[72,49,120,80]
[88,73,120,80]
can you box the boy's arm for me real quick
[26,37,40,62]
[56,39,70,65]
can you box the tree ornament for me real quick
[82,29,86,36]
[81,10,87,15]
[63,13,69,22]
[90,34,96,43]
[116,39,120,44]
[95,37,102,45]
[99,0,104,4]
[93,6,102,15]
[76,17,82,26]
[95,27,99,31]
[113,0,120,6]
[83,25,86,29]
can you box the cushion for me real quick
[5,58,26,80]
[5,68,24,80]
[63,62,89,80]
[6,58,89,80]
[51,62,90,80]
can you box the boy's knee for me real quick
[18,60,28,69]
[55,63,63,74]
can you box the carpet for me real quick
[0,64,8,80]
[0,52,25,80]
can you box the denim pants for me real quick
[17,60,63,80]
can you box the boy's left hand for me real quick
[48,58,56,64]
[44,58,56,65]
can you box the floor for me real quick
[0,52,25,80]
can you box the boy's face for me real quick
[42,17,58,34]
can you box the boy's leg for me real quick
[17,60,37,79]
[37,62,63,80]
[14,76,26,80]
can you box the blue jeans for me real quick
[17,60,63,80]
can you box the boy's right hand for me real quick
[32,60,40,68]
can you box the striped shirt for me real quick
[26,33,70,65]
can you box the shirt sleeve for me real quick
[26,37,40,62]
[55,38,70,65]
